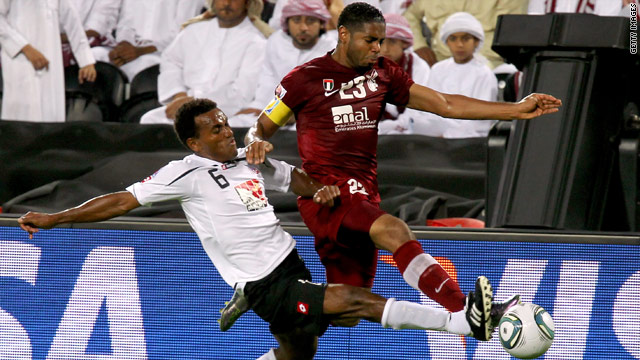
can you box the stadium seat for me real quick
[119,94,161,123]
[118,64,161,123]
[129,64,159,97]
[64,61,128,122]
[426,218,485,228]
[65,91,104,122]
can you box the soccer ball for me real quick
[498,303,555,359]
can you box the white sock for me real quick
[381,299,471,336]
[256,348,276,360]
[447,310,472,336]
[402,253,438,290]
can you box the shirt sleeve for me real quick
[258,157,294,193]
[261,65,308,126]
[384,58,415,106]
[126,163,193,206]
[0,0,29,57]
[59,0,95,68]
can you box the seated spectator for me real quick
[409,12,498,138]
[61,0,121,67]
[91,0,204,81]
[404,0,527,68]
[228,0,335,128]
[140,0,266,125]
[183,0,274,38]
[378,13,431,134]
[0,0,96,122]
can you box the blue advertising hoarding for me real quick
[0,224,638,359]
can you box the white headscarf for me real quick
[440,12,484,52]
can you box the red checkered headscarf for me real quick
[384,13,413,46]
[281,0,331,31]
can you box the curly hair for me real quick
[174,98,218,149]
[337,2,384,33]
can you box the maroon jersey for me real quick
[277,53,414,199]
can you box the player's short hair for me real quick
[174,98,218,149]
[337,2,384,33]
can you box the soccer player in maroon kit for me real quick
[242,1,561,339]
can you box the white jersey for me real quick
[126,148,296,287]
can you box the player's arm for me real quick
[406,83,562,120]
[245,94,294,164]
[289,168,340,207]
[18,191,141,239]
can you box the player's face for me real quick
[344,22,385,69]
[380,38,408,63]
[446,32,479,64]
[189,108,238,162]
[213,0,247,25]
[287,15,323,50]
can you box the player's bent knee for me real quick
[370,215,416,251]
[325,284,384,322]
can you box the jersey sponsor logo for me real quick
[331,105,377,133]
[141,170,159,183]
[275,84,287,98]
[296,301,309,315]
[331,105,369,124]
[234,179,267,211]
[323,79,334,91]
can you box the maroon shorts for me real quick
[298,179,386,288]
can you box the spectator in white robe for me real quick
[228,0,335,128]
[0,0,96,122]
[91,0,204,81]
[182,0,275,38]
[377,13,432,135]
[61,0,122,67]
[527,0,627,15]
[411,12,498,138]
[139,0,266,125]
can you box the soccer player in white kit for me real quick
[19,99,501,359]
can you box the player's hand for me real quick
[515,93,562,120]
[246,139,273,164]
[18,212,57,239]
[21,44,49,71]
[78,64,97,84]
[313,185,340,207]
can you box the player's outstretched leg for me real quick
[324,281,498,341]
[219,286,250,331]
[370,214,466,312]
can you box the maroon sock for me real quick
[393,240,465,312]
